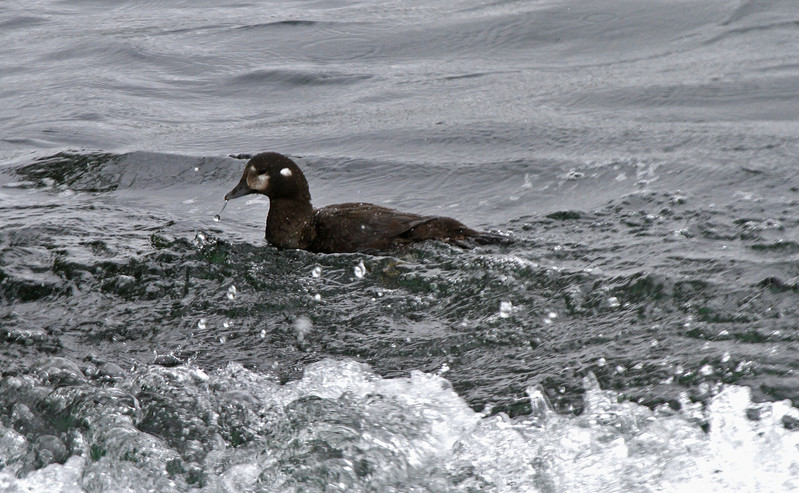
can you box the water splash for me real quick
[1,359,798,491]
[499,301,512,318]
[354,260,366,279]
[293,316,312,342]
[213,200,228,222]
[522,173,533,189]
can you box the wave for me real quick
[0,358,796,491]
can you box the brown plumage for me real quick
[224,152,506,253]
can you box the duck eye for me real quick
[258,169,269,175]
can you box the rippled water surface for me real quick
[2,0,799,491]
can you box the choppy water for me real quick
[2,0,799,491]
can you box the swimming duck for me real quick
[224,152,504,253]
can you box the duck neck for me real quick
[266,198,316,250]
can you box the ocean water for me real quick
[1,0,799,491]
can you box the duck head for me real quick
[225,152,311,202]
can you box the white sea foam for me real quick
[1,361,795,492]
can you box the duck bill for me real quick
[224,178,253,201]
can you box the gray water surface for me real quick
[1,0,799,491]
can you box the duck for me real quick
[224,152,506,253]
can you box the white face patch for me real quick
[280,167,292,177]
[247,172,269,191]
[254,174,269,190]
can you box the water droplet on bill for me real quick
[214,200,228,222]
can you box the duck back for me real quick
[308,202,479,253]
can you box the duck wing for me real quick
[309,202,437,253]
[309,202,504,253]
